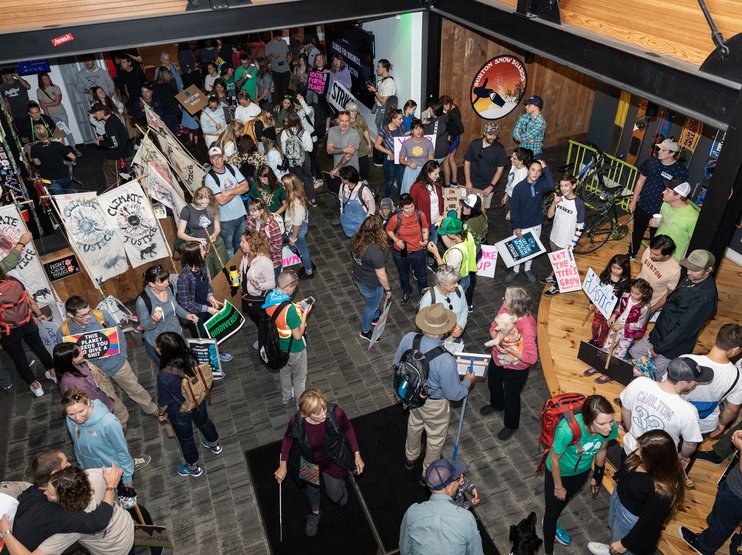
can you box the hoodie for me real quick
[66,399,135,484]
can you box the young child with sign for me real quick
[589,255,632,349]
[543,173,585,296]
[602,278,653,359]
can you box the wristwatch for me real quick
[106,487,117,493]
[0,529,11,540]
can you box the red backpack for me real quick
[0,278,33,336]
[536,392,585,473]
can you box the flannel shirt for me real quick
[512,112,547,155]
[245,216,284,268]
[176,266,214,314]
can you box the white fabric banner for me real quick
[0,204,56,307]
[156,132,206,194]
[98,180,170,268]
[54,192,129,285]
[145,162,188,222]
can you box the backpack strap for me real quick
[394,210,424,241]
[208,164,237,186]
[562,412,583,471]
[270,301,294,353]
[357,183,369,213]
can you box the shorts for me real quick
[448,135,461,153]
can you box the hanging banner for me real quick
[63,327,121,359]
[53,192,129,285]
[547,248,582,293]
[144,162,188,221]
[156,131,206,194]
[0,204,56,307]
[98,180,170,268]
[204,300,245,345]
[143,102,167,132]
[470,55,528,120]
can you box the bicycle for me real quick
[573,189,634,254]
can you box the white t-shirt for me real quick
[681,354,742,433]
[376,76,396,108]
[428,185,440,223]
[638,249,681,308]
[204,73,218,92]
[506,165,528,197]
[620,376,702,454]
[235,102,261,124]
[549,195,585,248]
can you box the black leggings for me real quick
[543,468,590,554]
[0,321,55,384]
[629,207,656,257]
[465,271,476,308]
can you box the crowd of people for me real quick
[0,31,739,555]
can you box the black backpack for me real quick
[258,301,294,370]
[393,334,448,410]
[207,163,237,186]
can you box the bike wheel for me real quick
[574,211,614,254]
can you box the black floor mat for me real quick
[245,404,500,555]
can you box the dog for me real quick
[509,511,542,555]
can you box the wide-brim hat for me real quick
[415,303,457,335]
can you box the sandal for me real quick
[583,367,600,377]
[595,374,614,384]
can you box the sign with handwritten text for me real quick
[476,245,498,278]
[63,327,120,359]
[582,267,618,320]
[547,248,581,293]
[307,70,328,94]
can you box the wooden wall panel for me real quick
[440,20,596,158]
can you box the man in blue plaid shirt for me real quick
[513,95,547,158]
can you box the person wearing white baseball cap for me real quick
[204,146,249,258]
[652,180,699,260]
[627,138,688,259]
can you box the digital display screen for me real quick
[17,59,51,75]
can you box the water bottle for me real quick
[397,378,409,398]
[228,265,240,288]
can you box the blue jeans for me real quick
[168,401,219,465]
[292,221,313,273]
[144,340,161,368]
[355,280,384,333]
[47,176,76,195]
[609,489,639,555]
[383,159,405,198]
[392,248,428,296]
[695,476,742,554]
[220,217,246,259]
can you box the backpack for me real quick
[207,163,237,187]
[0,278,32,336]
[165,362,214,413]
[284,129,306,167]
[392,334,448,410]
[342,183,376,214]
[536,392,585,473]
[258,301,294,370]
[418,286,461,310]
[61,309,106,336]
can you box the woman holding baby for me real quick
[479,286,538,440]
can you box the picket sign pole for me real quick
[203,226,227,273]
[452,360,474,461]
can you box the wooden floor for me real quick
[537,231,741,554]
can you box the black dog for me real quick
[509,511,542,555]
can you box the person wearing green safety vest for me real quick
[427,211,475,291]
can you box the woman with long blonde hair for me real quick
[282,173,314,279]
[176,186,228,278]
[215,120,244,161]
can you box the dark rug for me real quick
[245,404,500,555]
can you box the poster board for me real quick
[63,327,121,359]
[307,70,328,94]
[44,254,81,282]
[187,337,223,377]
[494,232,546,268]
[476,245,498,278]
[282,246,302,268]
[369,300,391,349]
[547,248,581,293]
[134,524,174,549]
[582,267,619,320]
[175,85,209,115]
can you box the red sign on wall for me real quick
[51,33,74,47]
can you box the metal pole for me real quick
[452,360,473,461]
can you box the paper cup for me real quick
[652,213,662,226]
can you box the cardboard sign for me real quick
[476,244,498,278]
[494,232,546,268]
[176,85,209,115]
[392,135,437,165]
[44,254,81,282]
[442,186,484,216]
[204,300,245,345]
[187,337,223,377]
[547,248,581,293]
[63,327,121,359]
[582,267,619,320]
[134,524,173,549]
[307,70,328,94]
[327,79,357,112]
[368,300,391,350]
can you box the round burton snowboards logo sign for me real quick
[470,55,528,120]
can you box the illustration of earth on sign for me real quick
[470,55,528,120]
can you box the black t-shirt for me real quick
[153,81,181,117]
[118,66,145,107]
[463,138,508,188]
[351,243,387,288]
[18,114,56,142]
[30,141,71,180]
[424,114,449,160]
[0,81,30,120]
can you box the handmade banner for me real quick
[204,300,245,344]
[469,55,527,120]
[582,267,618,320]
[156,131,206,194]
[187,337,224,377]
[307,70,328,95]
[282,245,302,268]
[63,327,121,359]
[145,162,188,221]
[547,248,582,293]
[98,180,170,267]
[393,134,437,165]
[369,299,391,350]
[175,85,209,115]
[53,192,129,285]
[0,204,56,307]
[143,102,166,132]
[494,231,546,268]
[476,245,498,278]
[37,318,60,356]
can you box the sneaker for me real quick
[253,340,259,349]
[555,522,572,546]
[587,542,611,555]
[678,526,703,554]
[1,383,13,392]
[497,427,516,440]
[374,161,383,167]
[45,370,57,384]
[505,270,518,283]
[30,382,44,397]
[306,512,321,536]
[282,395,295,406]
[201,438,223,454]
[219,352,233,362]
[176,463,203,477]
[544,285,560,296]
[696,450,724,465]
[134,455,152,471]
[410,272,417,281]
[298,267,314,280]
[479,405,501,416]
[540,275,557,284]
[467,305,474,313]
[212,372,226,381]
[403,457,416,471]
[359,329,373,342]
[525,270,537,284]
[400,294,410,305]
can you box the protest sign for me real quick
[494,231,546,268]
[187,337,223,377]
[175,85,209,115]
[369,300,391,350]
[326,79,357,112]
[204,301,245,344]
[547,248,581,293]
[476,245,498,278]
[455,352,490,379]
[63,327,120,359]
[307,70,328,94]
[582,267,619,320]
[37,319,60,356]
[44,254,81,282]
[282,245,301,267]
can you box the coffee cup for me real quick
[652,213,662,226]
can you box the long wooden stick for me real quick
[604,332,618,370]
[581,307,593,327]
[203,227,227,272]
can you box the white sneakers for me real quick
[30,381,44,397]
[587,542,611,555]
